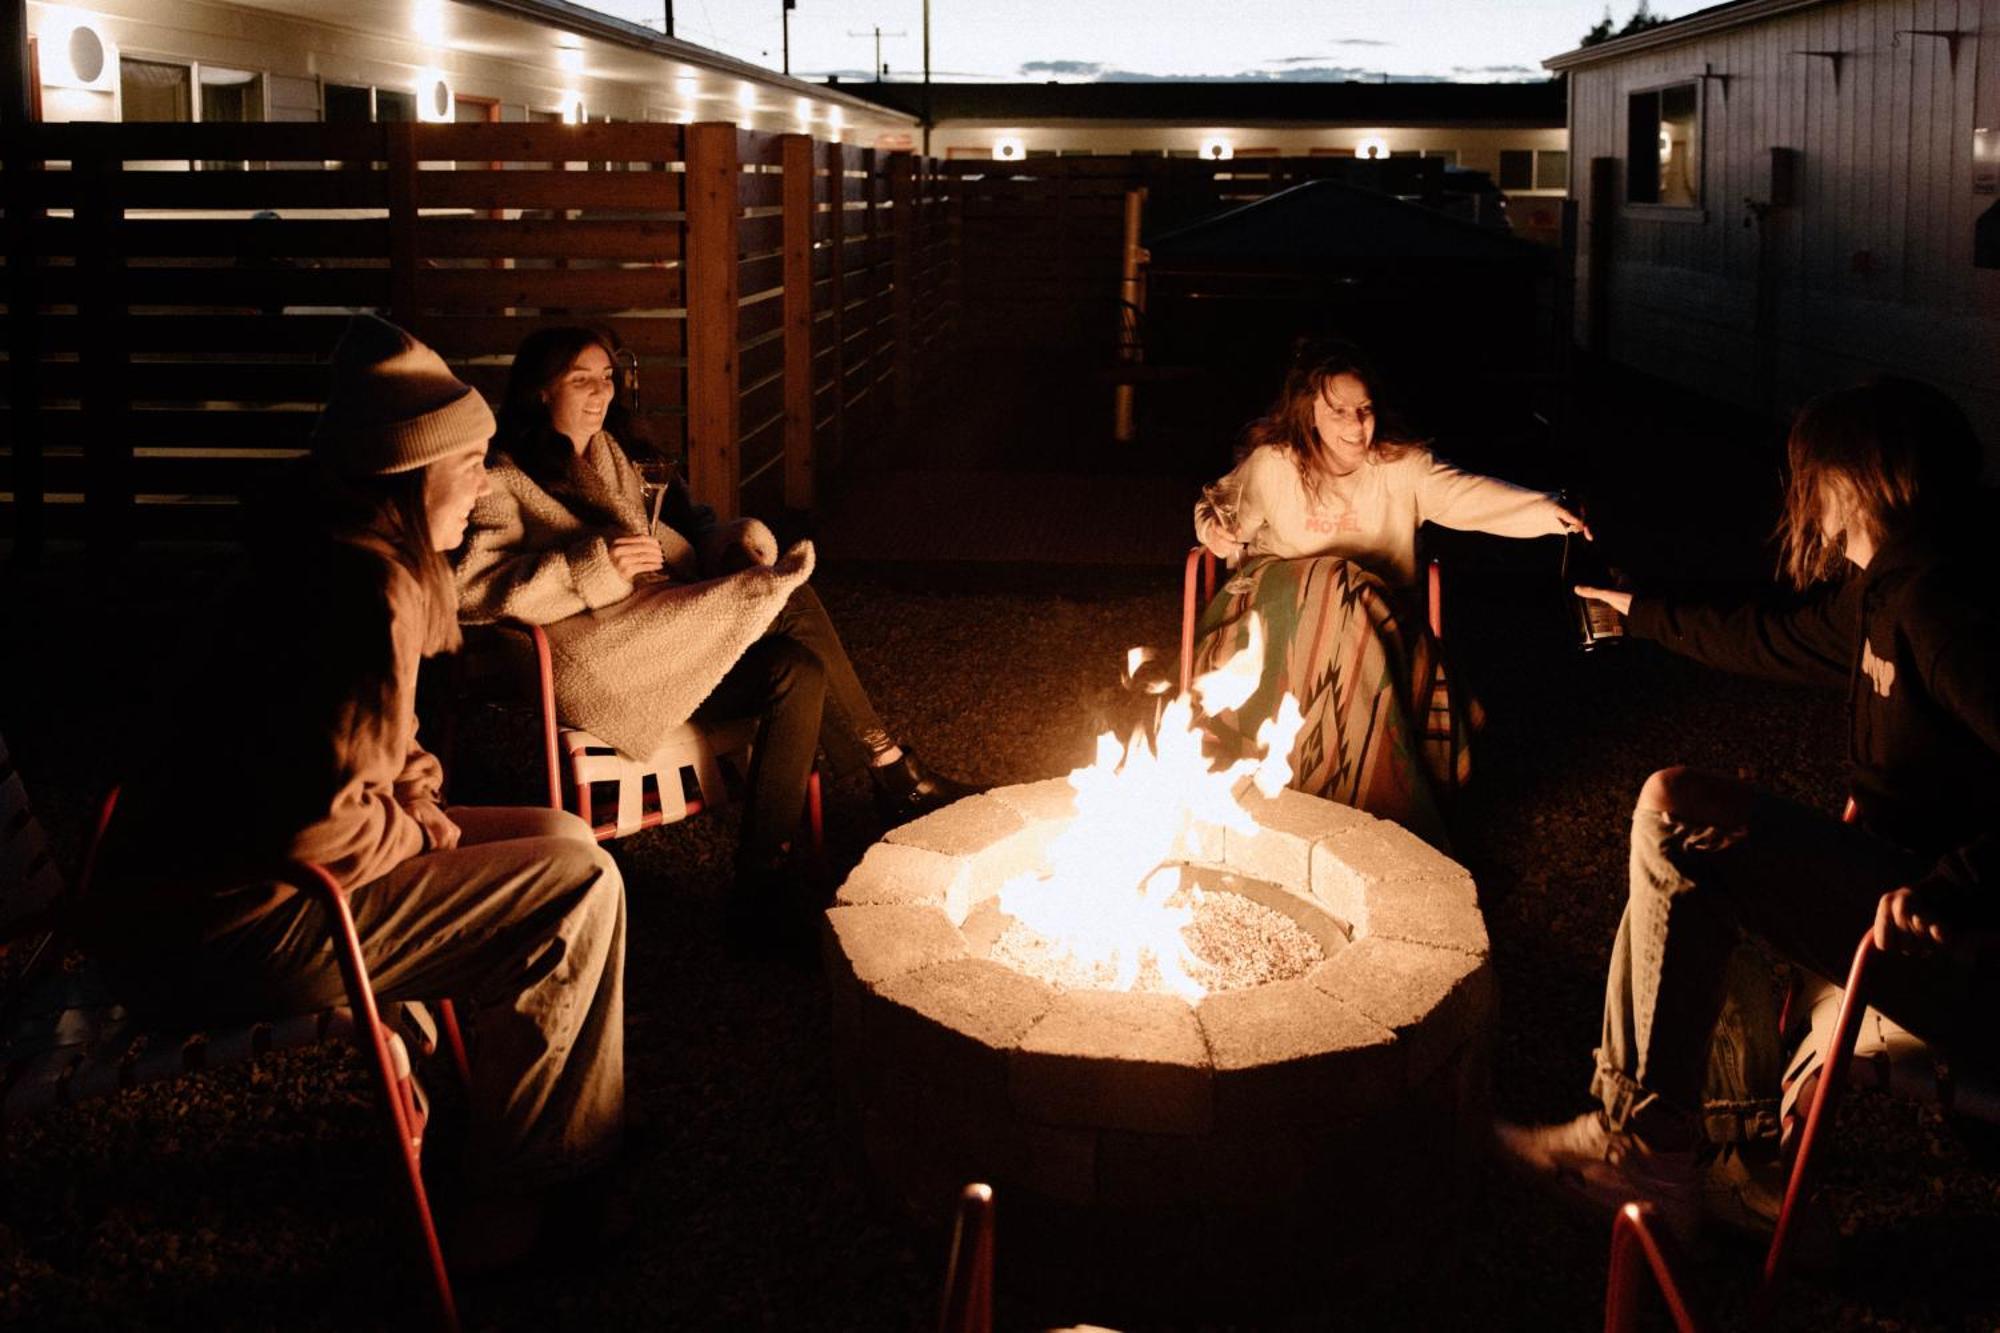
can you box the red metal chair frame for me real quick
[517,621,824,848]
[73,791,462,1331]
[1179,545,1446,692]
[937,1182,995,1333]
[1604,1201,1714,1333]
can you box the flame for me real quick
[997,614,1305,999]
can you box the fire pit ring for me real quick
[823,778,1495,1315]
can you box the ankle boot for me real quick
[871,750,982,825]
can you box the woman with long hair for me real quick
[1191,340,1582,844]
[92,315,628,1267]
[1497,378,1998,1244]
[453,326,974,929]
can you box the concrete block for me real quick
[1017,1119,1099,1209]
[1310,823,1487,956]
[987,776,1079,827]
[874,958,1057,1101]
[1309,936,1495,1084]
[833,840,971,923]
[1012,991,1213,1135]
[823,904,967,990]
[1230,788,1369,889]
[958,827,1051,912]
[1197,977,1401,1124]
[884,793,1026,857]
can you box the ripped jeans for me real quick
[1593,784,1990,1142]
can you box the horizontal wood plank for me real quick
[416,266,681,311]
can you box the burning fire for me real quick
[996,614,1305,1000]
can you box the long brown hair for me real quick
[493,325,659,528]
[1241,340,1418,499]
[303,462,463,657]
[1776,378,1982,589]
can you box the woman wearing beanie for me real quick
[453,326,977,931]
[90,315,627,1267]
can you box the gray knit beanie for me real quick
[313,314,495,475]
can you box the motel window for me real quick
[375,89,416,122]
[120,58,192,121]
[198,66,263,124]
[1499,148,1564,192]
[324,82,371,123]
[1627,82,1699,207]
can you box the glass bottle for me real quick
[1559,497,1624,650]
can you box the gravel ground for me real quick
[4,485,1998,1327]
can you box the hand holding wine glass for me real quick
[626,458,676,585]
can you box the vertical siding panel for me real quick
[1940,0,1975,307]
[1889,0,1916,303]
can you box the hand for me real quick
[1574,585,1632,616]
[1555,504,1593,540]
[1200,523,1245,562]
[1873,886,1948,956]
[608,535,665,582]
[409,800,462,853]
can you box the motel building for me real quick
[15,0,917,140]
[1545,0,2000,460]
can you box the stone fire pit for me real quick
[823,779,1495,1315]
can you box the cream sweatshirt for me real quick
[1194,443,1566,588]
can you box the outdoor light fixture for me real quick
[416,68,454,122]
[1200,136,1234,161]
[39,14,115,91]
[560,91,585,123]
[737,83,758,113]
[1659,128,1674,162]
[993,136,1024,161]
[827,104,844,133]
[1355,134,1390,160]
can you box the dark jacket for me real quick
[1626,534,2000,924]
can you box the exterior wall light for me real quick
[417,69,454,122]
[993,136,1024,161]
[1355,135,1390,159]
[560,91,586,123]
[1200,136,1234,161]
[42,15,116,91]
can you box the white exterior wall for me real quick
[1563,0,2000,460]
[26,0,916,138]
[928,121,1568,190]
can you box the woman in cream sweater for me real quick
[454,327,974,930]
[1193,341,1584,845]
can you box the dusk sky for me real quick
[582,0,1715,83]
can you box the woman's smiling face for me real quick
[545,343,616,453]
[1312,372,1375,470]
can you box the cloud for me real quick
[1450,64,1544,77]
[1329,38,1394,47]
[1019,59,1105,77]
[1084,67,1444,83]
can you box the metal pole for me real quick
[1,0,31,126]
[663,1,673,39]
[781,0,790,75]
[921,0,932,156]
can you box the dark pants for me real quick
[695,584,889,865]
[1595,773,1996,1136]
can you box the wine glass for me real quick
[630,458,677,584]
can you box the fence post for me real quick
[685,122,741,520]
[77,134,130,556]
[823,139,847,476]
[386,121,418,331]
[889,152,914,418]
[3,126,45,561]
[779,132,814,510]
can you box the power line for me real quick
[847,26,907,81]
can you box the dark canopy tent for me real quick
[1140,179,1562,463]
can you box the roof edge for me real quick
[459,0,920,120]
[1543,0,1831,71]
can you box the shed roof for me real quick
[842,80,1564,128]
[1543,0,1831,71]
[1145,179,1543,268]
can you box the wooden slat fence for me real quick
[941,154,1448,353]
[1,121,956,548]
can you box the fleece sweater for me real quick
[1194,443,1566,588]
[453,431,814,760]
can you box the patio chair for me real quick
[455,620,824,848]
[1178,545,1445,692]
[0,734,462,1332]
[1760,925,2000,1314]
[938,1182,995,1333]
[1603,1201,1713,1333]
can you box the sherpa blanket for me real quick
[453,432,813,760]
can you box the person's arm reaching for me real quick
[1615,577,1859,689]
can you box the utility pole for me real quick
[781,0,795,76]
[662,1,673,39]
[848,26,904,82]
[921,0,932,156]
